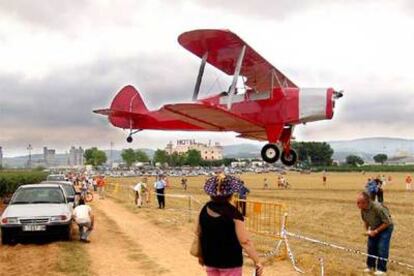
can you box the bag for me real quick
[190,223,202,258]
[190,234,201,257]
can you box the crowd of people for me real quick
[58,169,413,275]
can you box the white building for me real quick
[165,139,223,161]
[68,146,84,166]
[43,147,56,167]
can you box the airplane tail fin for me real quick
[110,85,148,114]
[93,85,148,129]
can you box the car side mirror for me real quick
[75,192,81,195]
[3,198,10,205]
[67,196,75,203]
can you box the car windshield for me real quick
[11,187,66,204]
[47,175,66,181]
[61,185,75,196]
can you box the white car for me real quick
[41,181,80,209]
[46,174,67,181]
[1,184,72,244]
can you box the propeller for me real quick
[333,90,344,99]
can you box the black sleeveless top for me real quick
[199,201,244,268]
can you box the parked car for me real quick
[41,181,80,208]
[1,184,73,244]
[46,174,66,181]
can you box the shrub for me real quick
[0,170,48,197]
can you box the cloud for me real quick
[193,0,321,21]
[1,0,414,156]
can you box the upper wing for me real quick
[178,29,297,92]
[160,103,265,134]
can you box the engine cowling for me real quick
[298,88,336,123]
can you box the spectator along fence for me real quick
[105,181,414,275]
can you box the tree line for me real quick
[83,147,235,168]
[82,143,390,168]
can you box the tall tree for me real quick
[135,150,149,162]
[292,142,334,166]
[346,155,364,166]
[153,149,169,165]
[121,148,137,168]
[84,147,107,167]
[185,149,202,166]
[373,153,388,164]
[169,152,185,167]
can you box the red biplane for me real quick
[94,29,342,166]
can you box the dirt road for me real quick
[86,197,298,276]
[0,196,298,275]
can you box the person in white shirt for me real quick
[73,198,94,242]
[133,177,148,207]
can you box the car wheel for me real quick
[1,229,13,245]
[62,225,72,241]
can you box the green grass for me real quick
[55,241,92,276]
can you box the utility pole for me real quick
[27,144,33,168]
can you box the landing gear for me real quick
[261,144,280,163]
[125,129,142,143]
[281,149,298,166]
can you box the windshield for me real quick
[11,187,66,204]
[47,175,66,181]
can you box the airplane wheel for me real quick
[261,144,280,163]
[126,136,133,143]
[281,149,298,166]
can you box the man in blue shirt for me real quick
[154,175,166,209]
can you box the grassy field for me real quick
[107,171,414,275]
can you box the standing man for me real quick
[405,175,412,191]
[133,177,148,208]
[366,178,378,202]
[374,176,384,203]
[154,175,166,209]
[96,176,106,199]
[357,192,393,275]
[73,198,95,243]
[263,178,269,190]
[181,177,188,191]
[322,170,327,186]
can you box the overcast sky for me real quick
[1,0,414,156]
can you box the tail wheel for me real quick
[126,136,133,143]
[281,149,298,166]
[261,144,280,163]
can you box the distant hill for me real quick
[3,148,155,168]
[222,137,414,162]
[328,137,414,162]
[222,144,262,159]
